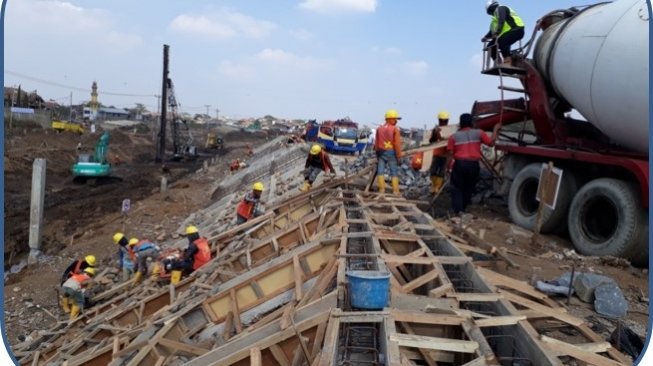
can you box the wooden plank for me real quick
[390,309,464,326]
[230,288,243,334]
[500,291,583,326]
[476,267,558,308]
[461,356,488,366]
[269,344,291,366]
[383,254,471,265]
[293,255,304,302]
[389,333,479,354]
[401,269,439,293]
[317,311,340,365]
[157,338,209,356]
[250,347,262,366]
[474,315,527,328]
[539,335,623,366]
[310,320,328,361]
[446,293,502,302]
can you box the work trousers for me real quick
[304,166,323,184]
[135,247,160,275]
[488,27,525,59]
[430,156,447,178]
[377,150,399,177]
[450,160,480,214]
[63,287,86,307]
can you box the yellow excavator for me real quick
[205,132,224,150]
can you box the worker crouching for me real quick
[164,226,212,284]
[235,182,266,224]
[61,267,95,320]
[301,144,336,191]
[128,237,161,286]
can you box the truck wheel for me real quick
[508,163,577,234]
[568,178,648,266]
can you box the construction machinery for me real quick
[72,131,118,184]
[474,0,648,265]
[315,117,367,154]
[205,132,224,150]
[52,120,84,134]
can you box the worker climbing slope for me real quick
[301,144,336,192]
[482,1,525,66]
[375,109,403,195]
[235,182,266,224]
[429,111,450,193]
[60,267,95,320]
[164,226,212,284]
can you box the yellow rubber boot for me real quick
[299,181,311,192]
[433,176,444,193]
[151,264,161,280]
[377,176,386,194]
[430,177,438,193]
[70,303,81,321]
[133,271,143,285]
[392,177,400,196]
[170,270,182,285]
[60,296,71,313]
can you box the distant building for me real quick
[97,107,129,120]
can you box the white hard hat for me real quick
[486,0,498,11]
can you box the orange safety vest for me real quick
[73,260,83,275]
[236,192,257,219]
[70,273,90,285]
[411,151,424,170]
[192,238,211,270]
[375,124,397,151]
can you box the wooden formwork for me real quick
[16,175,631,366]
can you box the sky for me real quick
[4,0,604,128]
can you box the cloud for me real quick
[104,31,144,50]
[371,46,401,55]
[402,61,428,76]
[218,61,256,81]
[469,52,484,69]
[290,29,315,41]
[169,9,276,40]
[299,0,377,14]
[7,0,108,34]
[256,49,332,70]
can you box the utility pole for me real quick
[69,91,73,121]
[156,45,169,163]
[216,108,220,120]
[204,104,211,117]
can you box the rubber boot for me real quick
[70,303,81,321]
[133,271,143,285]
[299,181,311,192]
[430,177,438,193]
[392,177,400,196]
[433,176,444,193]
[151,263,161,280]
[60,296,71,313]
[170,270,182,285]
[377,176,386,194]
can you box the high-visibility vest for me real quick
[129,240,157,261]
[411,152,424,170]
[192,238,211,270]
[491,7,524,36]
[375,124,397,151]
[236,193,257,219]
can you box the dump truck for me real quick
[473,0,649,265]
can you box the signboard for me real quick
[121,198,131,213]
[535,163,563,210]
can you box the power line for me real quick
[4,70,157,98]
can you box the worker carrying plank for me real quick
[300,144,336,192]
[446,113,501,215]
[429,111,450,193]
[60,266,95,320]
[375,109,403,195]
[163,226,212,284]
[235,182,266,224]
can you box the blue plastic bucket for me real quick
[347,270,391,309]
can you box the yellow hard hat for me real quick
[185,226,199,235]
[113,232,125,244]
[253,182,264,191]
[84,267,96,276]
[128,238,139,246]
[438,111,450,120]
[310,144,322,155]
[384,109,401,120]
[85,255,96,267]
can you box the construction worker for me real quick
[235,182,266,224]
[230,158,241,173]
[113,232,133,282]
[61,266,95,319]
[375,109,403,195]
[127,237,161,285]
[446,113,501,215]
[60,255,96,286]
[166,226,212,284]
[429,111,450,193]
[482,1,525,66]
[301,144,335,191]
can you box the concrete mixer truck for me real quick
[472,0,649,265]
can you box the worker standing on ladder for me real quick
[301,144,336,192]
[235,182,266,224]
[429,111,450,193]
[446,114,500,215]
[482,1,525,66]
[375,109,403,196]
